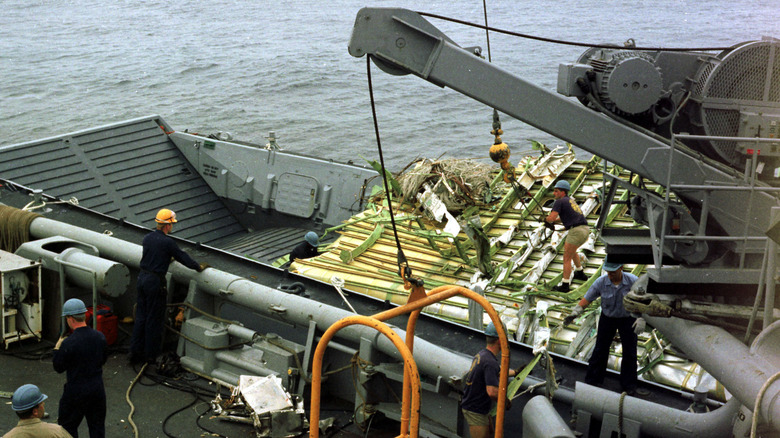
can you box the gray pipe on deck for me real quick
[29,216,473,380]
[646,315,780,431]
[573,382,740,438]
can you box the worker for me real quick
[52,298,107,438]
[129,208,207,366]
[4,384,72,438]
[289,231,320,263]
[461,321,518,438]
[563,260,647,395]
[545,180,589,292]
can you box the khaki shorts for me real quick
[566,225,589,247]
[462,408,491,427]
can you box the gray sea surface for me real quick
[2,0,778,170]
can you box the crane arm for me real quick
[348,7,777,250]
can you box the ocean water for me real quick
[1,0,778,170]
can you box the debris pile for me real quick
[397,158,495,215]
[285,146,728,401]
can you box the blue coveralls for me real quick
[53,326,107,438]
[129,229,200,362]
[583,272,639,392]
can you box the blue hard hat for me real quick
[62,298,87,317]
[304,231,319,247]
[603,260,623,272]
[554,180,571,192]
[485,321,499,337]
[11,384,47,412]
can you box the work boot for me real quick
[552,283,570,292]
[573,270,588,282]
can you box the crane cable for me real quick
[366,56,414,284]
[417,11,733,52]
[482,2,549,235]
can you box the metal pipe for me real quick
[28,216,474,380]
[573,382,740,438]
[523,396,575,438]
[765,207,779,329]
[745,239,770,344]
[646,315,780,431]
[669,185,780,192]
[226,324,259,343]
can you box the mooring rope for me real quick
[0,205,40,253]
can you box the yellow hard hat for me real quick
[155,208,177,224]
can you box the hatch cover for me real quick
[276,173,318,218]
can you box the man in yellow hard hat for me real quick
[129,208,207,366]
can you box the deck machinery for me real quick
[348,7,780,437]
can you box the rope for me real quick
[481,0,491,62]
[0,205,40,253]
[366,56,412,282]
[750,371,780,438]
[126,363,149,438]
[416,11,733,52]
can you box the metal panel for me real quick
[0,116,245,245]
[218,227,306,263]
[275,174,318,218]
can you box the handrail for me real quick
[53,255,99,330]
[371,284,511,438]
[308,284,511,438]
[308,315,421,438]
[660,133,780,269]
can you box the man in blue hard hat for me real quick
[545,179,589,292]
[461,321,518,438]
[5,384,72,438]
[129,208,207,366]
[52,298,107,438]
[289,231,320,264]
[562,260,647,395]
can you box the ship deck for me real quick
[0,339,396,438]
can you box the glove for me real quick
[632,317,646,335]
[174,306,185,329]
[562,304,583,326]
[197,262,210,272]
[543,221,555,231]
[54,335,66,350]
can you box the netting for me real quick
[398,158,495,215]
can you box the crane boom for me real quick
[349,7,779,269]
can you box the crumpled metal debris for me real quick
[211,375,308,437]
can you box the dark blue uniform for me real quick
[53,326,107,438]
[583,272,640,392]
[289,241,318,262]
[551,195,588,229]
[130,229,200,363]
[461,348,500,415]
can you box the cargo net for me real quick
[398,158,495,215]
